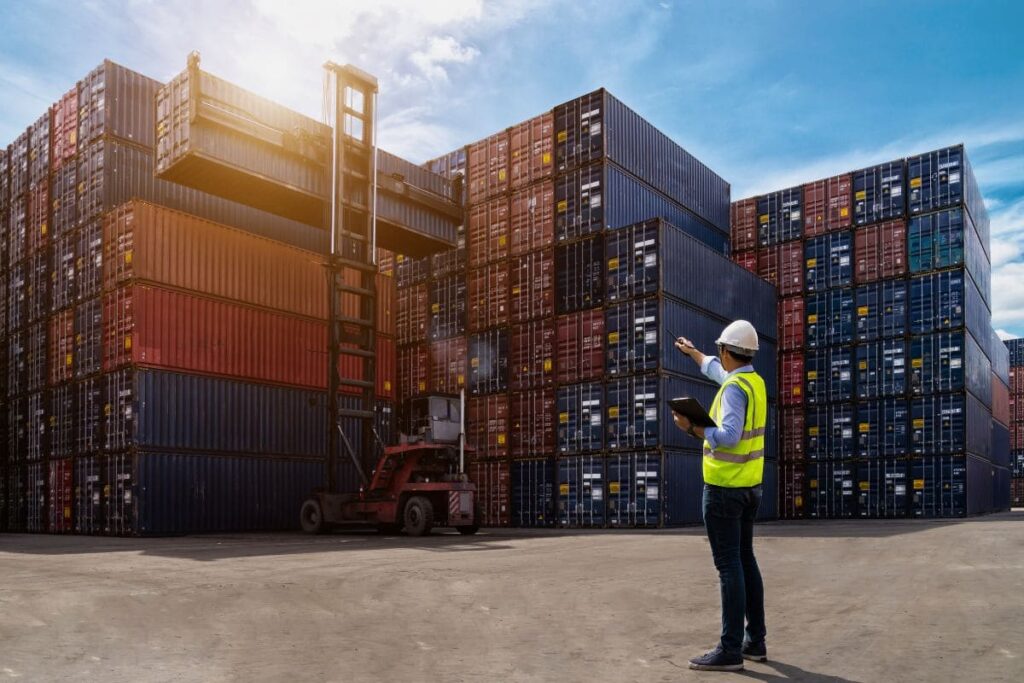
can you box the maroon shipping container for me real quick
[397,283,428,345]
[510,388,556,456]
[854,220,906,283]
[378,248,395,277]
[992,373,1009,426]
[509,112,554,189]
[556,311,604,383]
[758,243,802,294]
[399,343,430,401]
[731,198,758,252]
[510,320,556,391]
[468,263,510,332]
[779,462,806,520]
[50,310,75,385]
[429,337,467,394]
[468,394,510,459]
[780,407,806,461]
[510,181,555,256]
[733,249,757,276]
[48,458,74,534]
[27,183,49,255]
[779,296,805,351]
[468,197,510,267]
[377,334,397,401]
[377,274,396,337]
[1014,423,1023,451]
[803,174,852,236]
[757,247,779,289]
[781,351,804,406]
[51,88,78,171]
[468,131,510,205]
[510,248,554,323]
[469,459,511,527]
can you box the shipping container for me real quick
[857,399,910,458]
[510,181,555,256]
[467,263,509,332]
[730,198,757,251]
[76,220,104,300]
[27,321,49,392]
[992,422,1010,469]
[780,407,806,461]
[7,329,26,396]
[555,311,604,383]
[510,389,556,457]
[74,297,103,378]
[557,454,605,527]
[733,249,757,276]
[8,195,27,265]
[469,459,511,527]
[512,458,554,527]
[855,280,908,342]
[79,60,160,148]
[52,231,76,312]
[854,219,907,283]
[992,374,1009,427]
[428,275,467,341]
[467,130,509,204]
[74,454,104,534]
[908,146,989,250]
[1006,338,1024,366]
[399,344,430,401]
[397,283,428,345]
[468,328,509,395]
[910,454,991,518]
[375,400,398,447]
[557,382,604,453]
[911,392,990,458]
[467,394,509,459]
[804,231,853,292]
[395,253,430,288]
[779,296,804,351]
[27,247,51,325]
[47,458,74,534]
[993,466,1010,511]
[662,450,705,526]
[51,87,78,170]
[49,384,74,460]
[468,197,510,267]
[424,148,467,183]
[853,160,905,226]
[509,320,556,391]
[377,335,397,401]
[757,242,804,296]
[780,351,804,406]
[509,112,553,189]
[5,465,26,532]
[909,331,991,405]
[49,310,75,384]
[510,249,554,322]
[803,175,852,236]
[429,337,466,394]
[27,462,47,532]
[908,206,990,307]
[555,234,604,313]
[27,183,50,255]
[807,461,857,519]
[779,462,806,519]
[27,392,48,461]
[554,89,730,232]
[991,330,1009,385]
[805,288,854,348]
[757,187,802,246]
[9,132,29,198]
[28,112,51,190]
[857,459,908,518]
[1012,451,1024,478]
[856,338,908,399]
[806,404,855,461]
[430,224,466,278]
[606,451,663,527]
[805,346,853,405]
[52,162,79,242]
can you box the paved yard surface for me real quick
[2,513,1023,682]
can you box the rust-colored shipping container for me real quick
[468,394,510,459]
[429,337,467,394]
[781,351,805,406]
[555,311,604,383]
[468,263,509,332]
[779,462,806,519]
[758,242,802,294]
[377,248,395,277]
[510,388,556,457]
[855,220,906,283]
[510,181,555,256]
[468,131,510,205]
[47,458,74,534]
[376,273,396,337]
[803,174,852,236]
[399,343,430,401]
[469,459,511,526]
[510,112,554,189]
[397,283,429,345]
[27,183,49,255]
[730,198,758,251]
[49,310,75,385]
[779,296,805,351]
[780,407,806,461]
[510,248,554,323]
[733,249,757,276]
[377,334,397,401]
[992,373,1009,426]
[757,246,779,289]
[468,196,510,267]
[51,88,79,171]
[510,320,556,391]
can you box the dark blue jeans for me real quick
[702,483,766,654]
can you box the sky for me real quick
[2,0,1023,336]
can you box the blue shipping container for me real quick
[805,289,854,348]
[555,234,605,313]
[855,280,908,342]
[857,459,909,518]
[907,146,990,257]
[857,399,910,458]
[468,328,509,395]
[512,458,554,528]
[806,404,856,461]
[991,422,1010,469]
[606,451,663,527]
[807,461,857,519]
[991,329,1009,385]
[74,455,104,535]
[993,465,1010,512]
[557,455,606,527]
[911,392,990,459]
[909,331,991,405]
[605,373,725,451]
[757,187,803,246]
[557,382,605,453]
[909,270,991,359]
[856,339,908,399]
[805,346,853,405]
[1005,337,1024,367]
[911,454,991,518]
[854,160,905,226]
[804,231,853,292]
[663,450,704,526]
[908,206,990,307]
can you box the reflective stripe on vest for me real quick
[702,370,767,488]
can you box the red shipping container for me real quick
[399,343,430,401]
[468,197,510,267]
[780,351,804,406]
[510,388,556,456]
[49,310,75,385]
[397,283,429,344]
[733,249,757,276]
[779,463,806,520]
[468,394,510,459]
[854,220,906,283]
[730,198,757,251]
[430,337,467,394]
[757,247,779,288]
[48,458,74,534]
[1013,423,1024,451]
[510,248,554,323]
[377,248,395,277]
[469,459,511,526]
[468,263,509,331]
[376,334,397,401]
[556,311,604,383]
[27,183,49,254]
[779,296,805,351]
[779,407,806,461]
[992,373,1009,426]
[51,88,78,171]
[1012,367,1023,396]
[510,181,555,255]
[804,174,852,236]
[509,112,554,189]
[468,131,510,204]
[510,320,556,391]
[777,241,803,296]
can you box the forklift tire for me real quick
[403,496,434,537]
[456,525,480,536]
[300,499,325,535]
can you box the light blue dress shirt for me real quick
[700,357,755,451]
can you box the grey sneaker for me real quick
[688,646,744,671]
[742,640,767,662]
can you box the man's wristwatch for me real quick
[687,426,697,438]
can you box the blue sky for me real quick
[3,0,1023,335]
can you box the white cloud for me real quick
[410,36,479,82]
[996,329,1018,341]
[992,261,1024,329]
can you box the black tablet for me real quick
[668,397,717,429]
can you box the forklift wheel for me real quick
[300,499,325,535]
[403,496,434,537]
[457,525,480,536]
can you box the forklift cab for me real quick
[401,394,462,445]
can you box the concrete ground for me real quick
[2,514,1023,683]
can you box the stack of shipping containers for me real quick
[0,60,408,535]
[731,145,1011,518]
[409,91,779,528]
[1008,338,1024,506]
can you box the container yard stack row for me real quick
[0,61,404,535]
[397,90,779,528]
[730,145,1010,518]
[1008,338,1024,507]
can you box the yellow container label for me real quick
[124,335,132,351]
[913,479,925,490]
[103,403,112,416]
[498,235,507,246]
[759,214,769,225]
[559,412,569,424]
[560,483,570,495]
[396,254,405,262]
[609,482,621,494]
[512,287,521,295]
[913,418,925,428]
[809,479,818,489]
[608,406,620,418]
[840,207,849,217]
[608,331,620,344]
[457,374,465,385]
[859,423,870,433]
[542,152,551,164]
[66,353,73,367]
[557,200,567,213]
[64,506,72,519]
[855,190,867,200]
[497,433,506,445]
[471,357,480,368]
[41,222,48,236]
[384,381,391,392]
[859,481,870,491]
[498,170,506,181]
[607,257,619,270]
[431,303,440,313]
[543,358,552,372]
[910,177,922,188]
[859,360,868,370]
[125,250,133,265]
[809,427,820,436]
[793,387,801,396]
[795,495,803,507]
[557,130,567,142]
[807,370,818,380]
[858,306,869,316]
[806,258,817,268]
[912,358,923,368]
[807,314,818,324]
[418,381,426,391]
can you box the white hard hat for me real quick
[716,320,759,355]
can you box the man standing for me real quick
[673,320,768,672]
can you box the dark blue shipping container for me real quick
[4,464,26,532]
[1005,337,1024,367]
[663,450,704,526]
[76,377,103,455]
[396,254,430,288]
[555,234,604,313]
[604,218,777,339]
[991,422,1010,469]
[429,274,467,341]
[27,462,46,532]
[804,231,853,292]
[557,455,606,527]
[103,451,326,536]
[857,459,908,518]
[468,328,509,395]
[74,454,104,535]
[512,458,554,527]
[557,382,605,453]
[554,161,728,253]
[425,147,468,183]
[804,346,853,405]
[855,280,908,342]
[856,339,908,399]
[554,90,730,232]
[909,331,991,405]
[853,160,905,226]
[758,459,778,521]
[805,289,854,348]
[911,392,990,459]
[909,270,991,359]
[606,451,662,527]
[911,454,990,518]
[807,461,857,519]
[806,404,855,461]
[907,146,990,255]
[992,465,1010,512]
[757,187,803,246]
[991,330,1009,385]
[857,399,910,458]
[603,295,778,397]
[908,206,990,307]
[78,60,161,149]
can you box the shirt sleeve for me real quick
[700,356,729,386]
[703,384,748,451]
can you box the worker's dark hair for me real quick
[721,345,754,364]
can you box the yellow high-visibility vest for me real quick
[703,370,767,488]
